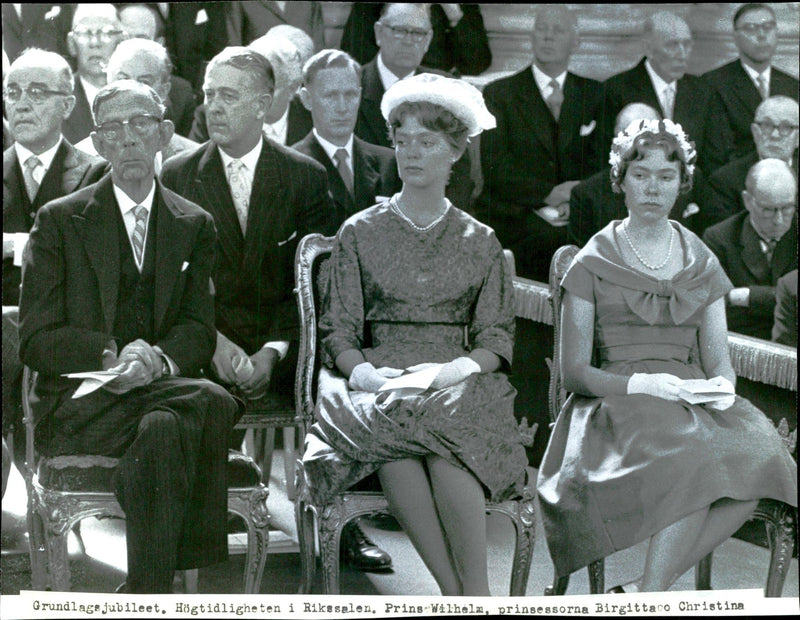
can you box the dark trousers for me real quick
[41,377,239,593]
[2,307,25,466]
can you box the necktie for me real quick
[23,155,43,201]
[333,148,354,198]
[662,85,675,120]
[131,205,148,267]
[227,159,250,234]
[757,74,769,100]
[761,238,778,263]
[546,79,564,122]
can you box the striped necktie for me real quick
[23,155,44,201]
[131,205,148,267]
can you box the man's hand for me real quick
[727,287,750,307]
[117,339,163,380]
[3,234,15,260]
[544,180,580,207]
[212,331,248,385]
[238,347,278,399]
[103,359,153,394]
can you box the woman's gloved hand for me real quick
[706,375,736,411]
[430,357,481,390]
[627,373,683,401]
[348,362,390,392]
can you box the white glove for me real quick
[706,376,736,411]
[375,366,404,378]
[430,357,481,390]
[627,373,683,401]
[348,362,388,392]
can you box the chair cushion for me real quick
[37,455,119,492]
[227,449,262,487]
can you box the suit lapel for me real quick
[307,134,354,218]
[243,140,288,268]
[558,73,584,153]
[72,177,120,332]
[632,60,666,117]
[729,63,761,119]
[739,217,769,282]
[196,143,243,267]
[3,148,33,230]
[353,138,380,213]
[517,70,556,157]
[772,218,798,281]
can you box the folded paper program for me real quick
[62,370,121,398]
[678,377,736,405]
[378,365,443,395]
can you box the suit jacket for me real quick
[18,175,218,422]
[702,60,799,172]
[702,211,798,340]
[355,56,475,210]
[600,58,710,171]
[699,151,760,229]
[340,3,492,76]
[160,138,336,357]
[3,140,106,305]
[188,97,313,146]
[290,132,401,224]
[62,79,95,146]
[772,269,797,346]
[224,0,325,50]
[1,3,73,62]
[167,75,198,138]
[568,166,706,248]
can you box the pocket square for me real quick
[277,231,297,247]
[682,203,700,218]
[195,8,209,24]
[181,261,190,272]
[44,6,61,20]
[579,120,596,137]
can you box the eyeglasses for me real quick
[3,84,70,104]
[379,23,430,43]
[758,205,796,219]
[735,21,777,36]
[94,114,162,141]
[71,27,125,42]
[754,121,799,137]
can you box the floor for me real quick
[2,451,797,597]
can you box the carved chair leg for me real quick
[47,529,72,591]
[261,428,276,483]
[242,487,270,594]
[318,515,345,595]
[764,509,796,597]
[27,500,49,590]
[695,553,712,590]
[544,573,570,595]
[283,427,297,501]
[588,559,605,594]
[509,518,535,596]
[295,501,317,594]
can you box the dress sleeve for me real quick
[560,260,595,302]
[469,236,515,367]
[318,224,365,367]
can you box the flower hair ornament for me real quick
[609,118,697,192]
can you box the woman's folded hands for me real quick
[349,358,482,393]
[348,362,404,392]
[626,373,736,410]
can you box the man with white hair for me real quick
[63,3,127,143]
[703,158,798,339]
[600,11,708,171]
[188,32,313,145]
[74,38,199,171]
[702,95,799,227]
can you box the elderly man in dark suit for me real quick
[700,95,798,228]
[599,11,708,173]
[224,0,325,52]
[354,3,474,211]
[3,49,106,468]
[63,4,128,144]
[703,158,798,341]
[292,50,401,223]
[18,79,240,593]
[476,5,602,281]
[161,47,335,413]
[2,3,74,62]
[702,3,799,173]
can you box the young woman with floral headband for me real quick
[537,119,797,592]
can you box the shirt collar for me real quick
[644,60,677,93]
[217,137,263,172]
[531,63,567,95]
[14,135,62,171]
[377,53,414,91]
[740,60,771,88]
[79,76,101,109]
[312,129,354,165]
[113,180,156,216]
[262,107,289,145]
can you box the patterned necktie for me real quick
[131,205,148,267]
[23,155,44,201]
[757,74,769,100]
[227,159,251,234]
[546,79,564,122]
[662,84,675,120]
[333,148,354,198]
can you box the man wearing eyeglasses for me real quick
[63,3,127,144]
[702,95,799,228]
[702,3,799,173]
[18,79,240,593]
[354,3,475,211]
[2,47,106,485]
[703,158,798,340]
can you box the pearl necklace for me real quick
[622,220,674,271]
[390,196,449,232]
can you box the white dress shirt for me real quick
[112,181,156,272]
[313,129,354,176]
[531,63,566,101]
[80,76,101,110]
[262,107,290,146]
[377,53,414,91]
[216,139,289,361]
[645,60,677,119]
[741,61,771,96]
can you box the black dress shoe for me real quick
[607,585,627,593]
[341,521,393,572]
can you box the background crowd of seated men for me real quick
[2,1,797,594]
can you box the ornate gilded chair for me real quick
[544,244,796,596]
[292,232,538,595]
[21,366,270,593]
